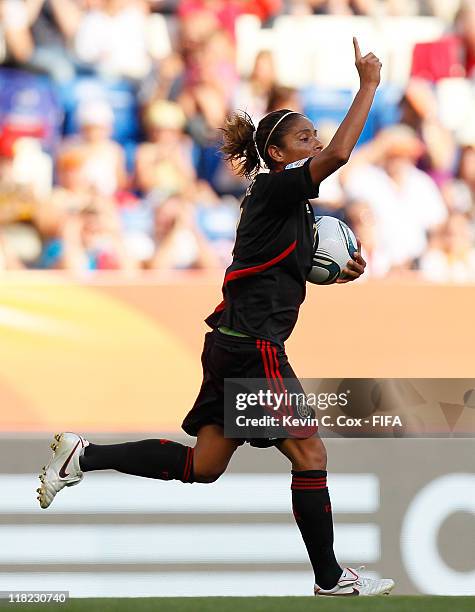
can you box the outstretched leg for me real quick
[37,426,241,508]
[80,437,195,482]
[80,424,241,483]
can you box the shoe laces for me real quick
[351,566,370,588]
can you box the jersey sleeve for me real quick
[266,157,320,204]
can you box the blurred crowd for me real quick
[0,0,474,282]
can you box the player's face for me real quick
[269,116,323,167]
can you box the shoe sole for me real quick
[315,581,395,597]
[37,432,81,509]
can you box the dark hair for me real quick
[221,109,301,178]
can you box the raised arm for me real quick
[308,37,381,185]
[49,0,83,41]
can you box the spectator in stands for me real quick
[342,125,448,268]
[0,0,473,281]
[344,199,392,278]
[399,78,457,188]
[74,0,153,80]
[420,212,475,281]
[234,50,278,122]
[0,136,52,201]
[115,190,156,266]
[60,100,127,197]
[309,120,346,216]
[0,133,52,268]
[178,27,232,139]
[266,85,302,113]
[139,52,185,105]
[135,99,196,196]
[287,0,375,16]
[442,144,475,216]
[178,0,282,40]
[178,6,221,67]
[411,0,475,80]
[0,129,45,269]
[178,27,231,188]
[0,0,81,81]
[50,149,96,216]
[454,0,475,79]
[38,196,137,272]
[149,194,220,268]
[187,178,239,266]
[192,28,237,104]
[57,204,135,271]
[38,149,131,269]
[457,145,475,213]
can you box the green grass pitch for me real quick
[8,597,474,611]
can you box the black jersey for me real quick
[205,157,319,347]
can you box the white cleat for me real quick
[37,432,89,509]
[314,566,395,597]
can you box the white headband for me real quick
[262,111,301,161]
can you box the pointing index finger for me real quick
[353,37,361,61]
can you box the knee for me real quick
[281,437,327,471]
[299,441,327,471]
[193,467,224,484]
[310,442,327,470]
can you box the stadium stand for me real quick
[0,0,474,280]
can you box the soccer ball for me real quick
[307,216,358,285]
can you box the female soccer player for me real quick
[37,38,394,597]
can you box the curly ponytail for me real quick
[221,111,261,179]
[221,108,302,179]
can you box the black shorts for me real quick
[181,329,314,448]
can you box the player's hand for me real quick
[353,37,381,88]
[337,238,367,283]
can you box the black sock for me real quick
[291,469,342,589]
[79,439,194,483]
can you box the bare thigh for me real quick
[276,435,327,471]
[193,424,242,483]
